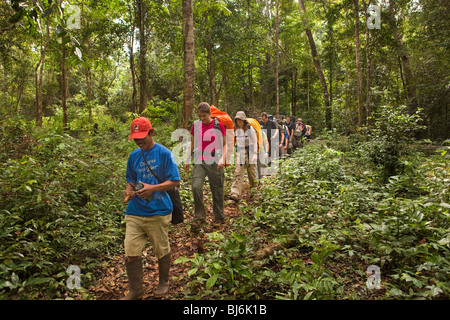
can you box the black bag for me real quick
[140,149,184,225]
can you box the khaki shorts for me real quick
[124,214,171,259]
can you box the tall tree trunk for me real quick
[129,1,138,113]
[363,0,372,127]
[61,35,68,130]
[15,81,24,115]
[388,0,416,114]
[275,0,280,119]
[398,57,408,101]
[326,0,334,111]
[298,0,331,129]
[138,0,147,114]
[182,0,195,129]
[35,16,50,127]
[80,0,93,123]
[85,41,93,123]
[307,54,310,112]
[206,41,217,106]
[292,68,297,117]
[223,76,229,114]
[248,56,255,111]
[354,0,364,128]
[246,0,255,112]
[261,0,271,111]
[86,69,93,122]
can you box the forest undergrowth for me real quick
[173,135,449,300]
[1,117,449,300]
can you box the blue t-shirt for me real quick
[125,144,181,217]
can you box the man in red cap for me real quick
[121,117,180,299]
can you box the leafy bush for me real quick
[0,119,132,299]
[141,98,181,126]
[368,105,426,181]
[176,138,449,300]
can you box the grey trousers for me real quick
[192,162,225,223]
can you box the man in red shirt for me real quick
[184,102,226,234]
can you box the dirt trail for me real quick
[89,187,253,300]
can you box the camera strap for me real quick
[140,148,163,184]
[140,148,184,225]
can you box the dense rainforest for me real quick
[0,0,449,301]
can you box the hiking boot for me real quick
[120,258,144,300]
[227,195,238,204]
[154,253,170,298]
[212,219,225,230]
[190,220,204,236]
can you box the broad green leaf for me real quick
[187,268,198,277]
[206,273,218,290]
[233,233,244,242]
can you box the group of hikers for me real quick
[229,111,311,200]
[120,102,312,300]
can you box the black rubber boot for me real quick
[120,258,144,300]
[154,253,170,298]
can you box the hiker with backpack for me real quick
[278,119,289,158]
[285,116,295,154]
[184,102,227,234]
[293,118,307,148]
[305,124,312,141]
[259,112,279,163]
[122,117,181,300]
[229,111,258,203]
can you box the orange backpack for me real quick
[210,105,234,131]
[210,105,234,166]
[246,118,264,152]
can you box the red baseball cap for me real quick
[128,117,153,140]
